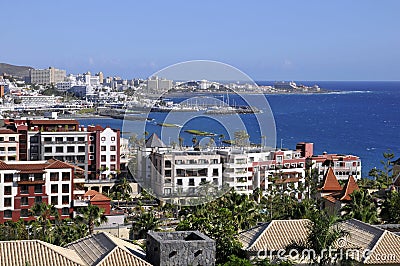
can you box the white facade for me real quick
[30,67,66,85]
[98,127,119,178]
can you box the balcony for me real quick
[73,200,89,207]
[18,178,45,185]
[74,178,86,183]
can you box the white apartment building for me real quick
[308,153,362,181]
[252,149,307,199]
[13,95,59,107]
[0,128,19,161]
[29,67,66,85]
[150,150,223,204]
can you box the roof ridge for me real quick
[363,230,387,264]
[320,167,342,191]
[247,221,273,250]
[95,245,119,266]
[38,240,87,265]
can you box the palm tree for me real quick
[78,205,108,235]
[30,203,59,242]
[341,189,378,224]
[289,210,347,266]
[131,211,160,239]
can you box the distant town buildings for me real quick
[30,67,66,85]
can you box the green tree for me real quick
[52,218,88,246]
[30,203,59,242]
[290,210,347,266]
[131,211,160,239]
[341,189,378,224]
[77,205,108,235]
[380,190,400,223]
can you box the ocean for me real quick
[78,81,400,177]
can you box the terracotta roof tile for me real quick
[90,193,111,202]
[0,128,18,134]
[339,175,359,201]
[84,190,111,202]
[320,167,342,192]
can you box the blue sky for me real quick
[1,0,399,80]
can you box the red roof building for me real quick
[0,159,76,223]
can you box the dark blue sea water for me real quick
[78,81,400,177]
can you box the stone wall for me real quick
[146,231,216,266]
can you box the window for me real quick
[62,184,69,193]
[177,179,183,186]
[176,169,185,177]
[4,174,13,182]
[89,136,94,141]
[165,170,172,177]
[165,178,171,184]
[78,146,85,152]
[9,137,15,141]
[89,145,94,153]
[21,197,28,206]
[78,137,85,142]
[35,196,42,204]
[8,147,16,152]
[110,146,116,151]
[4,210,12,218]
[101,155,106,162]
[44,147,52,153]
[110,155,116,161]
[62,172,70,181]
[20,209,29,218]
[51,196,58,205]
[20,185,28,194]
[51,184,58,193]
[30,136,38,143]
[101,137,106,141]
[213,178,218,185]
[0,137,3,141]
[189,178,195,186]
[101,146,106,151]
[110,164,116,171]
[67,146,75,153]
[34,185,42,194]
[213,169,219,176]
[62,196,69,205]
[62,207,69,216]
[67,137,74,142]
[50,172,59,181]
[111,137,115,141]
[56,146,63,153]
[89,155,94,160]
[44,137,52,142]
[4,198,12,207]
[55,137,63,142]
[164,188,171,195]
[165,160,171,168]
[101,165,106,171]
[0,147,4,151]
